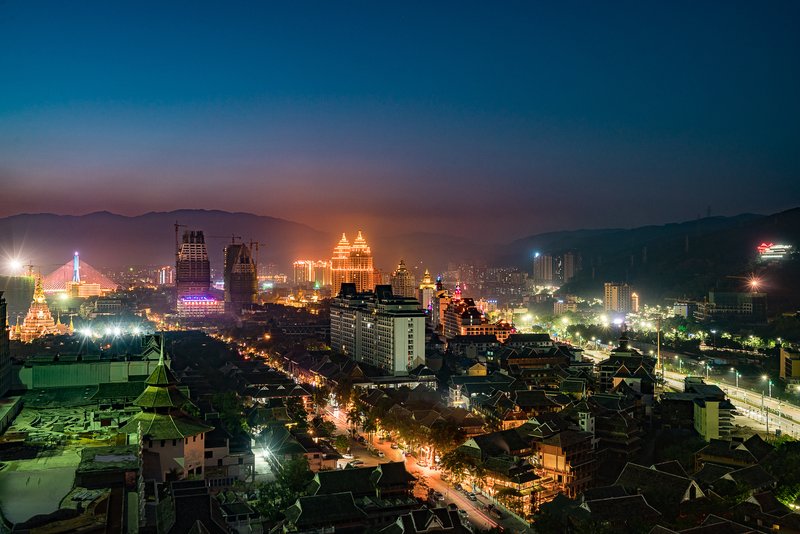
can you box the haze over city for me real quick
[2,3,800,534]
[2,1,799,239]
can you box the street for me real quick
[324,406,533,533]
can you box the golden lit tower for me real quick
[331,233,351,294]
[417,269,436,310]
[349,230,375,293]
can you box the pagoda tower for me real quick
[13,275,59,342]
[119,343,213,481]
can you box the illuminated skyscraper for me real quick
[330,231,375,293]
[417,269,436,310]
[331,233,351,293]
[390,259,416,298]
[224,242,258,314]
[176,230,211,299]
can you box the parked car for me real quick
[390,443,399,449]
[341,453,354,459]
[348,460,364,467]
[453,483,463,492]
[377,451,385,458]
[457,509,469,519]
[490,508,504,520]
[433,491,445,501]
[467,492,477,501]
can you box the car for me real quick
[417,461,428,467]
[341,453,354,459]
[453,483,463,492]
[490,508,504,520]
[457,509,469,519]
[377,451,385,458]
[467,492,477,501]
[390,443,399,449]
[404,451,414,457]
[440,473,449,482]
[348,460,364,467]
[433,491,445,501]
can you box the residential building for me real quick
[780,345,800,384]
[391,259,416,298]
[533,254,553,285]
[695,290,768,323]
[603,282,633,313]
[330,284,425,375]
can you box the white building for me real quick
[330,284,426,375]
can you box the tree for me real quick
[312,385,330,416]
[346,406,362,434]
[286,397,310,431]
[212,391,248,435]
[362,414,378,444]
[254,456,312,523]
[334,434,350,452]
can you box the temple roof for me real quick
[118,411,213,439]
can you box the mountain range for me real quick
[1,208,798,308]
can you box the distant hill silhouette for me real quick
[2,208,798,307]
[0,210,487,274]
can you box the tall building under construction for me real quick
[176,230,211,299]
[224,242,258,314]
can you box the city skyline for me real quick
[2,2,799,240]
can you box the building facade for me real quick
[330,284,425,375]
[176,230,211,299]
[533,254,553,285]
[390,259,416,298]
[331,231,376,293]
[223,242,258,314]
[604,282,633,313]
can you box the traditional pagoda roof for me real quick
[119,340,213,439]
[119,411,213,440]
[133,345,190,409]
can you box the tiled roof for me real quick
[284,492,367,528]
[119,411,213,440]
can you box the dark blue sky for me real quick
[1,1,798,240]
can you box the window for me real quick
[238,457,244,465]
[172,439,177,447]
[205,450,213,459]
[218,459,223,467]
[160,440,165,447]
[193,436,197,442]
[196,467,202,475]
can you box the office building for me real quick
[0,291,9,396]
[563,251,578,282]
[533,253,553,285]
[330,284,425,375]
[224,242,258,314]
[176,230,211,299]
[156,266,174,285]
[631,292,640,313]
[390,259,416,298]
[330,231,376,293]
[604,282,634,313]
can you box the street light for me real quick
[710,329,717,348]
[731,368,740,389]
[763,375,773,398]
[674,355,682,373]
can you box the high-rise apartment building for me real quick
[0,291,10,396]
[563,252,578,282]
[224,242,258,314]
[294,260,332,288]
[390,259,416,298]
[176,230,211,299]
[330,231,375,293]
[533,253,554,285]
[330,284,425,375]
[604,282,633,313]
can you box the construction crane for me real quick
[248,240,266,271]
[207,235,242,244]
[174,221,187,259]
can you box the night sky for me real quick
[1,1,798,240]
